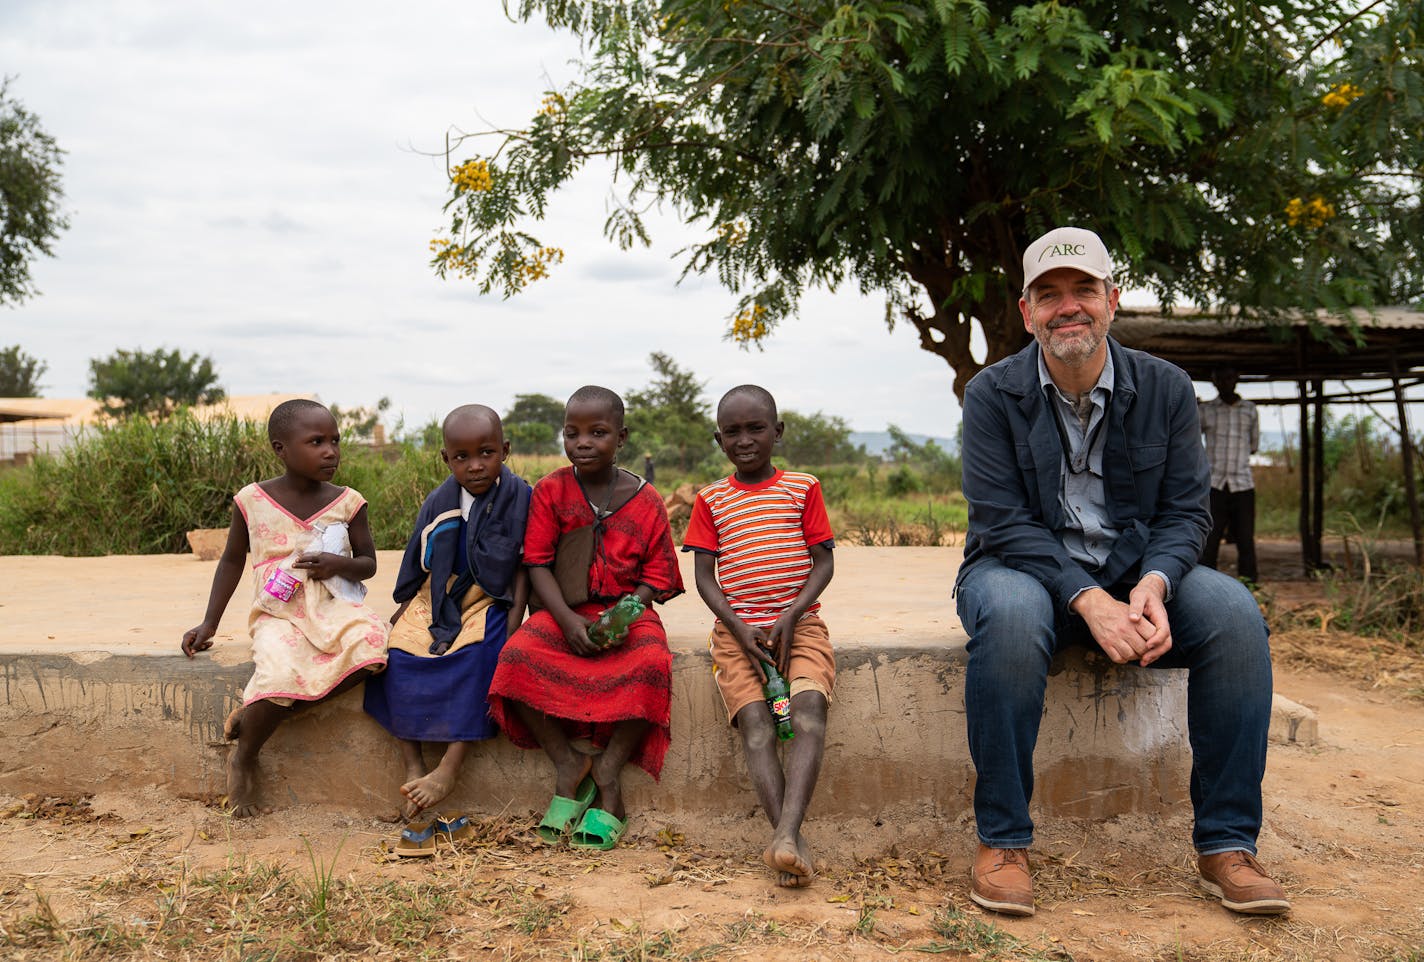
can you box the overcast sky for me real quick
[0,0,978,439]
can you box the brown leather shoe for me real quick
[1198,851,1291,915]
[970,844,1034,916]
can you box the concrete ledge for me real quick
[0,548,1191,819]
[1270,693,1319,747]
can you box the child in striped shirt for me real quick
[682,384,836,888]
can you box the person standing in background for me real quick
[1199,366,1259,584]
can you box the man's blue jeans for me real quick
[956,559,1272,855]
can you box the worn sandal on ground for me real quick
[535,776,597,844]
[394,819,440,857]
[569,807,627,851]
[436,813,475,843]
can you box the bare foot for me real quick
[777,870,814,888]
[224,750,263,818]
[589,753,624,820]
[767,832,815,880]
[554,751,594,801]
[222,705,244,741]
[399,759,428,819]
[400,770,455,817]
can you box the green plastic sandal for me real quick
[535,776,596,844]
[569,807,627,851]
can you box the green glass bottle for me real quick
[587,594,646,648]
[762,662,795,741]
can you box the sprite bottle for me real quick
[587,594,645,648]
[762,661,795,741]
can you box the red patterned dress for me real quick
[489,466,683,778]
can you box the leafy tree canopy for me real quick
[886,422,957,467]
[437,1,1424,397]
[1,79,69,307]
[504,391,567,453]
[625,351,716,470]
[330,396,392,443]
[779,409,864,465]
[87,347,225,419]
[0,343,47,397]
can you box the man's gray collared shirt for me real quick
[1037,350,1117,571]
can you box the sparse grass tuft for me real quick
[1267,560,1424,698]
[919,905,1074,960]
[3,803,1421,961]
[576,923,682,961]
[298,834,343,935]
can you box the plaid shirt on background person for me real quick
[1199,396,1259,491]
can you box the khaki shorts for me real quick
[708,615,834,724]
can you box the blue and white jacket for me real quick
[393,466,531,653]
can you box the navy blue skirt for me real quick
[364,605,508,742]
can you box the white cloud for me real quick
[1,0,963,439]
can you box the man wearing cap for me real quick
[954,226,1287,917]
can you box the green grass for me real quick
[1253,456,1423,541]
[299,835,345,936]
[918,906,1073,960]
[0,412,272,554]
[833,491,967,546]
[0,421,967,554]
[1315,561,1424,639]
[0,420,574,556]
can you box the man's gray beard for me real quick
[1036,319,1103,367]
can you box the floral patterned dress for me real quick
[235,483,388,706]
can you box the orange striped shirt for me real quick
[682,470,834,628]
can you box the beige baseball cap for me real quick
[1021,227,1113,293]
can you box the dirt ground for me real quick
[2,550,1421,961]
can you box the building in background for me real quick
[0,394,314,464]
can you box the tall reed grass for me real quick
[0,418,965,555]
[0,414,470,555]
[0,413,272,555]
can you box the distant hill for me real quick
[850,430,959,459]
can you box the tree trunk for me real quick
[902,248,1029,402]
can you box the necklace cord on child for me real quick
[574,467,620,590]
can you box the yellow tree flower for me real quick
[452,159,493,193]
[1321,83,1364,109]
[717,219,749,247]
[539,92,567,118]
[511,246,565,289]
[1285,195,1335,229]
[430,237,480,278]
[730,303,770,344]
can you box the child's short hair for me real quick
[567,385,625,425]
[268,399,331,442]
[717,384,778,422]
[442,403,503,440]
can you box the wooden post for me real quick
[1312,379,1325,570]
[1296,329,1312,573]
[1391,355,1423,567]
[1298,379,1311,573]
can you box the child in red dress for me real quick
[488,386,683,849]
